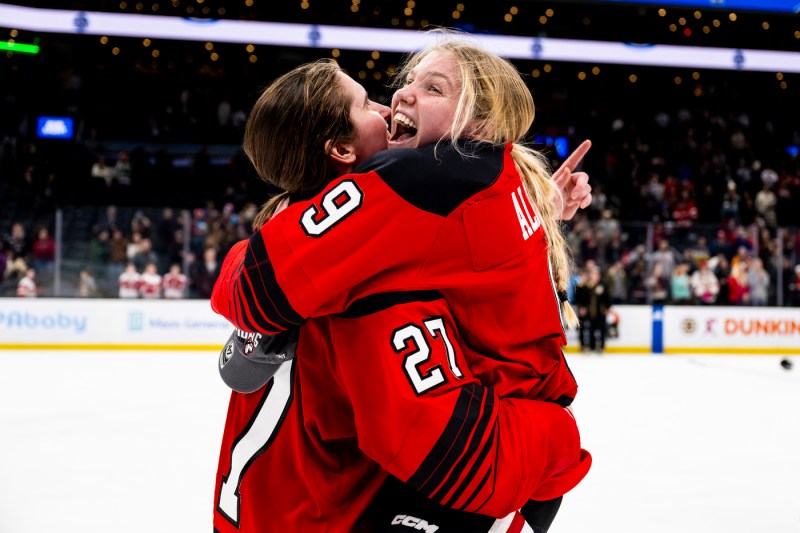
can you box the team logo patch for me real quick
[244,338,256,355]
[219,340,235,368]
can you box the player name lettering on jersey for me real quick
[512,186,540,241]
[391,515,440,532]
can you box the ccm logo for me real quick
[391,514,439,532]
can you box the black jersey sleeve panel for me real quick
[354,141,506,217]
[240,231,304,332]
[405,383,496,507]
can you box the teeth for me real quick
[393,112,417,130]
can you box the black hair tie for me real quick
[557,290,568,303]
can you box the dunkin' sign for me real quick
[664,306,800,353]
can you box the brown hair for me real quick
[393,37,578,327]
[244,59,356,229]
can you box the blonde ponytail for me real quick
[510,144,579,329]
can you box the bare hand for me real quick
[552,140,592,220]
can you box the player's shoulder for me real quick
[353,141,509,216]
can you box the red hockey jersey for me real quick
[213,292,587,533]
[212,140,590,531]
[212,141,577,405]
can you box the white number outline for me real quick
[425,317,464,379]
[391,317,464,395]
[300,180,363,237]
[217,360,294,526]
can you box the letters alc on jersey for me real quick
[211,141,591,531]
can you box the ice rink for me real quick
[1,350,798,533]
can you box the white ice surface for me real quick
[1,351,798,533]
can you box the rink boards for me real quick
[0,299,798,354]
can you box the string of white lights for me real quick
[1,3,798,73]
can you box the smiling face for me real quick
[389,51,463,149]
[337,71,391,165]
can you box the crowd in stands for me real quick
[2,50,799,305]
[0,201,256,298]
[3,192,799,306]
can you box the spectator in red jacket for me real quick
[31,226,55,277]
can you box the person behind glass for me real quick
[138,262,162,299]
[31,226,55,278]
[118,263,141,298]
[645,262,669,305]
[212,39,592,533]
[727,262,750,305]
[690,259,719,305]
[108,228,128,268]
[712,254,731,303]
[162,263,188,299]
[574,266,611,353]
[670,262,693,305]
[16,267,38,297]
[189,246,220,298]
[132,237,159,273]
[789,263,800,307]
[573,267,591,352]
[4,222,30,265]
[747,257,770,306]
[603,259,628,305]
[77,269,98,298]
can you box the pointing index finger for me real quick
[560,140,592,172]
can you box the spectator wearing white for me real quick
[90,156,115,188]
[747,258,770,306]
[690,260,719,305]
[118,263,141,298]
[162,263,188,299]
[139,263,163,299]
[78,269,98,298]
[651,238,677,278]
[126,231,143,263]
[16,268,38,297]
[754,182,777,228]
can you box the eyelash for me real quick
[404,79,441,94]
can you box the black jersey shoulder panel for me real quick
[354,141,506,217]
[338,290,444,319]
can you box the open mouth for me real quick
[390,111,418,143]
